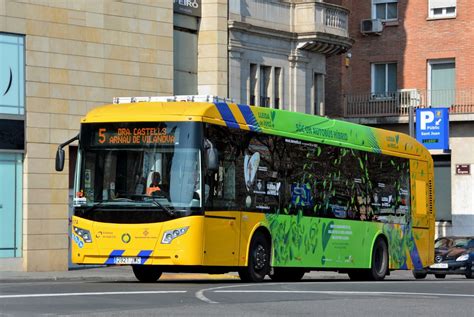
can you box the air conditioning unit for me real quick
[360,19,383,35]
[399,89,421,108]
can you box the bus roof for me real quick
[82,101,431,160]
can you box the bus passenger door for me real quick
[203,211,241,266]
[410,160,434,268]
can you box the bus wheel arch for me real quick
[239,226,271,282]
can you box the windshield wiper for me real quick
[149,197,175,217]
[120,193,175,217]
[83,200,107,213]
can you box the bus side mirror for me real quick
[204,139,219,172]
[207,147,219,172]
[55,147,65,171]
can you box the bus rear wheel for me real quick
[367,237,388,281]
[239,231,270,282]
[269,268,306,282]
[132,265,162,283]
[348,238,388,281]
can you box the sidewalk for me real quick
[0,266,239,283]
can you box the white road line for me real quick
[195,283,257,304]
[215,290,474,298]
[0,290,186,299]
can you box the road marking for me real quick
[0,290,186,299]
[215,290,474,298]
[195,283,257,304]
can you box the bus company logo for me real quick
[258,110,276,128]
[96,231,115,239]
[121,233,131,244]
[386,135,400,149]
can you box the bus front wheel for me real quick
[239,231,270,282]
[132,265,162,283]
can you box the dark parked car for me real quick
[413,236,474,279]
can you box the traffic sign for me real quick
[416,108,449,150]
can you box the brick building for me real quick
[326,0,474,236]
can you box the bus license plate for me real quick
[114,257,141,264]
[429,263,448,269]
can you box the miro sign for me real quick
[416,108,449,150]
[174,0,201,17]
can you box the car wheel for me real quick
[465,268,473,279]
[239,231,271,282]
[412,270,427,279]
[269,268,306,282]
[434,273,446,279]
[132,265,162,282]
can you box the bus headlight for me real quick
[73,226,92,243]
[161,227,189,244]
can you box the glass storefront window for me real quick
[0,33,25,115]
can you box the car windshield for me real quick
[76,122,202,213]
[434,238,452,249]
[452,238,473,248]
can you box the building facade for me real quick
[0,0,351,272]
[228,0,351,115]
[326,0,474,236]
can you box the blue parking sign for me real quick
[416,108,449,150]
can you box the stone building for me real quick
[228,0,351,115]
[0,0,351,272]
[325,0,474,236]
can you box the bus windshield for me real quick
[75,122,202,217]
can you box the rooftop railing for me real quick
[343,88,474,118]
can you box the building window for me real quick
[371,63,397,97]
[173,14,199,95]
[372,0,398,21]
[260,65,271,107]
[428,59,455,107]
[0,33,24,115]
[249,64,281,108]
[274,67,281,110]
[250,63,258,106]
[429,0,456,18]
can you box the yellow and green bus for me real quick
[56,96,435,282]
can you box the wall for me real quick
[450,122,474,235]
[0,0,173,271]
[198,0,228,96]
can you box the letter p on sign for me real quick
[420,111,434,130]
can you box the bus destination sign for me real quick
[95,127,176,146]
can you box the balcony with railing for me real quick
[344,88,474,118]
[229,0,352,56]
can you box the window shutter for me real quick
[430,0,456,9]
[373,0,398,4]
